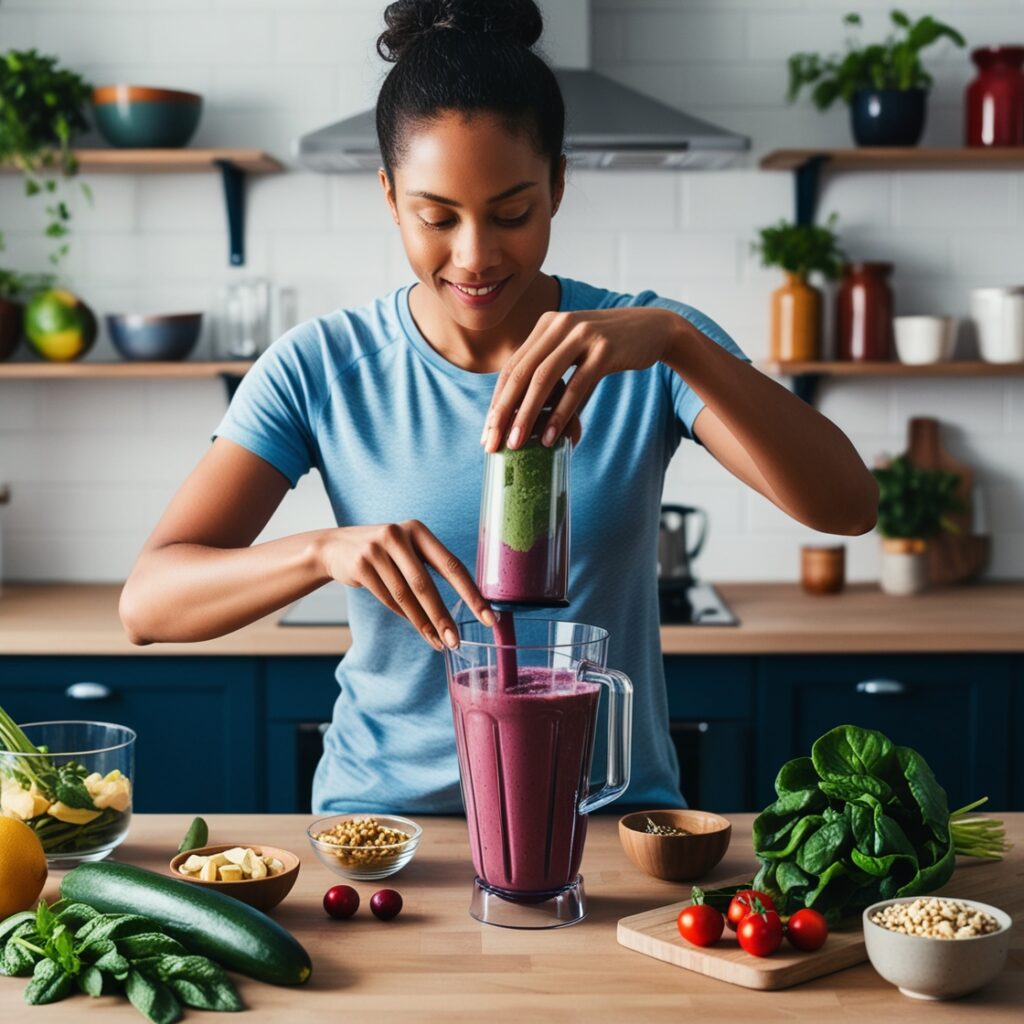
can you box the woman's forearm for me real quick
[662,315,879,536]
[119,530,334,645]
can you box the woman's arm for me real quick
[120,438,493,647]
[663,316,878,536]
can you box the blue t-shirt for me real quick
[213,277,748,813]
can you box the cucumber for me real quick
[177,816,209,854]
[61,862,311,986]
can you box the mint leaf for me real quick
[24,958,73,1005]
[125,969,183,1024]
[78,964,104,997]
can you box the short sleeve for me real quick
[211,325,322,489]
[637,292,750,441]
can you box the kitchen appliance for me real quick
[658,504,737,625]
[443,618,632,929]
[294,1,748,172]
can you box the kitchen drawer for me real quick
[0,657,261,813]
[756,654,1014,812]
[663,656,756,719]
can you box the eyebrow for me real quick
[404,181,538,206]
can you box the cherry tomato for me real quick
[737,907,783,958]
[786,908,829,951]
[322,884,360,919]
[726,890,777,931]
[676,904,725,948]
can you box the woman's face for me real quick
[381,110,564,335]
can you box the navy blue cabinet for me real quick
[756,655,1015,812]
[0,657,261,814]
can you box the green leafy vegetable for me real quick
[125,969,183,1024]
[24,957,74,1005]
[752,725,1010,920]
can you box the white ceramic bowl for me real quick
[893,315,957,364]
[863,896,1012,1000]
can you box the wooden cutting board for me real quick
[617,856,1021,991]
[905,417,990,585]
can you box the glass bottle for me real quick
[965,46,1024,147]
[836,262,894,362]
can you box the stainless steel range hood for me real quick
[295,67,748,172]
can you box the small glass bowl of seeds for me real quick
[306,813,422,880]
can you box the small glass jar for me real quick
[836,262,894,361]
[476,412,570,607]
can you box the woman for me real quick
[119,0,877,814]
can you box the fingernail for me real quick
[542,425,556,446]
[481,608,497,627]
[508,426,521,449]
[443,627,458,648]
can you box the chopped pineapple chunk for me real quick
[218,864,244,882]
[48,801,102,825]
[178,845,285,882]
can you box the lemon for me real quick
[0,817,48,919]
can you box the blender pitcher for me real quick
[444,618,632,928]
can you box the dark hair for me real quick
[375,0,565,185]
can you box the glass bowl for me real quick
[0,720,135,868]
[306,813,422,881]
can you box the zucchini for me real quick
[61,862,311,986]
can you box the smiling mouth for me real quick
[444,278,508,297]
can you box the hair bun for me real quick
[377,0,543,63]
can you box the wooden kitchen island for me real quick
[4,814,1021,1022]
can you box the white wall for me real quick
[0,0,1022,584]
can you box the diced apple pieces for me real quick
[177,846,285,882]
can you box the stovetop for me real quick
[280,580,739,627]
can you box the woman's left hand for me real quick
[482,305,682,452]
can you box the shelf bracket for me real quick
[794,155,829,226]
[219,372,245,404]
[791,372,822,405]
[215,159,246,266]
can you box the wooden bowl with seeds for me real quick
[618,809,731,882]
[168,843,300,911]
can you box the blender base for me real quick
[470,875,586,929]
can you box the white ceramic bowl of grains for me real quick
[306,813,422,880]
[863,895,1012,1000]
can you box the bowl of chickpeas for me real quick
[306,814,422,881]
[863,896,1012,1000]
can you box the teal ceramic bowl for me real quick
[92,85,202,148]
[107,313,202,361]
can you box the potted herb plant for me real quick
[753,214,844,362]
[0,49,93,269]
[787,10,966,146]
[872,454,963,595]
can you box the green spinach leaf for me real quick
[125,968,183,1024]
[24,957,74,1005]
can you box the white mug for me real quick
[893,315,957,364]
[970,287,1024,363]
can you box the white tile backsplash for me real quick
[0,0,1022,584]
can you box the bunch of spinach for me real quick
[752,725,1008,921]
[0,899,243,1023]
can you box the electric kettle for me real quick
[657,504,707,585]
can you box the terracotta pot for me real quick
[0,297,24,361]
[880,538,928,596]
[801,544,845,595]
[837,262,894,361]
[770,272,821,361]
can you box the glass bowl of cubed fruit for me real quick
[169,844,300,910]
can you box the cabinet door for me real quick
[0,657,261,813]
[756,655,1014,811]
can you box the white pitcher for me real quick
[970,287,1024,363]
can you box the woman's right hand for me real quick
[318,521,495,651]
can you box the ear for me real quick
[379,168,400,225]
[551,155,567,216]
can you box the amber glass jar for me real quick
[770,272,821,362]
[836,262,894,361]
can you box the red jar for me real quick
[965,46,1024,147]
[836,262,894,362]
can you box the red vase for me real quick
[836,262,894,362]
[965,46,1024,147]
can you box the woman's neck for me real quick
[407,273,560,374]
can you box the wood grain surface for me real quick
[2,814,1020,1022]
[1,582,1022,656]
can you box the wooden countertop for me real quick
[0,582,1022,656]
[7,813,1021,1021]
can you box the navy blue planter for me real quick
[850,88,927,146]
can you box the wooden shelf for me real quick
[0,361,252,379]
[760,360,1024,378]
[760,147,1024,171]
[0,148,283,175]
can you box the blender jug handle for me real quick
[577,663,633,815]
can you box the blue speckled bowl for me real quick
[107,313,202,361]
[92,85,202,148]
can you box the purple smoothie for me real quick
[449,665,600,895]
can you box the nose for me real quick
[451,220,501,275]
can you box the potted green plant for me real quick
[872,454,963,595]
[753,214,844,362]
[787,10,966,146]
[0,48,93,269]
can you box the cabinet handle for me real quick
[855,679,907,696]
[65,682,113,701]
